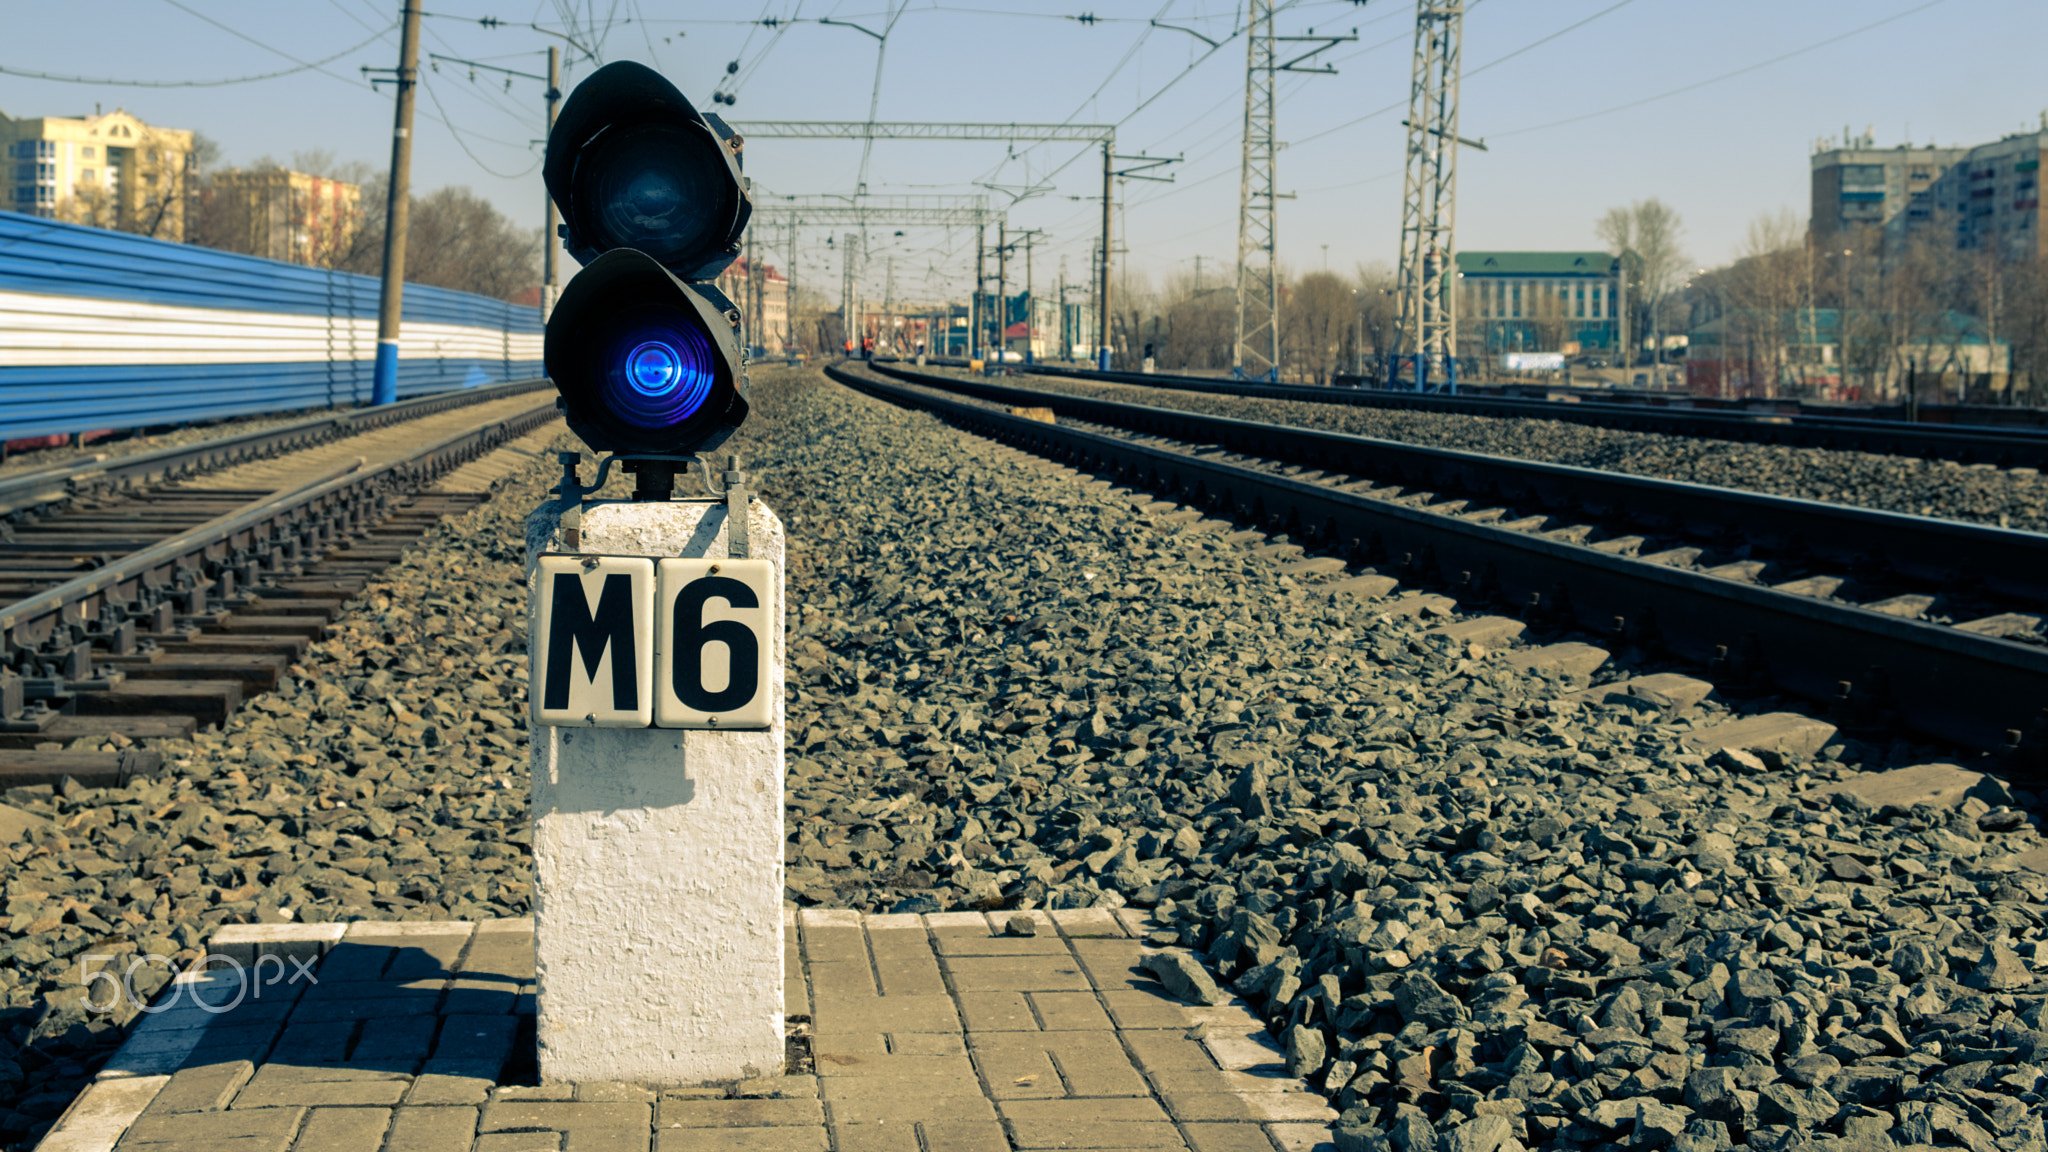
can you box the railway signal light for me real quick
[543,60,753,487]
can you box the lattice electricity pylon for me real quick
[1234,4,1355,383]
[1395,3,1467,392]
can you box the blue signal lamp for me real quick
[543,248,749,495]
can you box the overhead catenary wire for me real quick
[1493,0,1950,139]
[0,24,394,87]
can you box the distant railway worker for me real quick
[862,336,874,361]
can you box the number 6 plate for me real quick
[654,557,776,730]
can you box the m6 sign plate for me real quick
[532,554,776,730]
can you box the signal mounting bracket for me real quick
[551,450,752,558]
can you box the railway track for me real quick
[972,359,2048,470]
[0,384,560,788]
[832,359,2048,766]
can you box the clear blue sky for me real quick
[4,1,2043,305]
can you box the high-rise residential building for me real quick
[1811,126,2046,258]
[205,169,362,266]
[0,107,195,240]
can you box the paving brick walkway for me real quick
[36,909,1336,1152]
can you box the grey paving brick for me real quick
[932,934,1070,956]
[830,1119,1008,1152]
[1180,1122,1280,1152]
[445,974,523,1014]
[475,1134,561,1152]
[435,1014,520,1062]
[287,994,441,1023]
[803,961,878,1000]
[314,943,395,982]
[822,1092,999,1125]
[354,1015,439,1061]
[384,1105,481,1152]
[807,1032,966,1059]
[142,1059,255,1115]
[956,990,1037,1031]
[122,1105,307,1149]
[577,1082,657,1102]
[479,1100,650,1133]
[1122,1031,1219,1073]
[806,994,959,1034]
[811,1052,975,1081]
[298,977,448,1002]
[867,948,945,997]
[799,926,868,966]
[1069,941,1153,991]
[653,1128,828,1151]
[941,956,1091,994]
[289,1106,391,1151]
[656,1099,824,1127]
[272,1022,355,1063]
[406,1060,503,1106]
[234,1078,414,1109]
[1031,992,1114,1030]
[1100,990,1194,1030]
[972,1032,1149,1098]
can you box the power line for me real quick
[419,74,543,179]
[157,0,375,89]
[1464,0,1638,81]
[0,26,393,87]
[1495,0,1950,139]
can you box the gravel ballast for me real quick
[2,365,2044,1152]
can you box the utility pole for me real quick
[841,232,856,356]
[1235,5,1351,384]
[974,224,986,361]
[997,220,1008,361]
[1100,144,1112,370]
[744,225,760,355]
[1057,255,1067,360]
[542,45,560,319]
[995,228,1044,363]
[785,219,797,354]
[1394,3,1471,394]
[370,0,422,405]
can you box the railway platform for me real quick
[37,911,1338,1152]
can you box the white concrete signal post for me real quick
[525,61,783,1083]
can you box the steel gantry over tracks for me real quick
[734,121,1119,366]
[749,196,1002,352]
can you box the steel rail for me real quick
[0,397,558,655]
[0,377,552,517]
[865,361,2048,608]
[975,360,2048,470]
[830,361,2048,759]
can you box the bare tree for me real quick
[1284,271,1353,384]
[1353,261,1398,379]
[1597,198,1688,368]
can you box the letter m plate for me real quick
[531,554,655,727]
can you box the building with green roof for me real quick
[1456,251,1622,355]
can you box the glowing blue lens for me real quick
[601,320,717,430]
[628,341,681,393]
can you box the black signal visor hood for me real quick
[543,60,752,281]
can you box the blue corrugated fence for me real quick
[0,209,544,440]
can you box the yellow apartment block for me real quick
[207,168,363,265]
[0,107,195,240]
